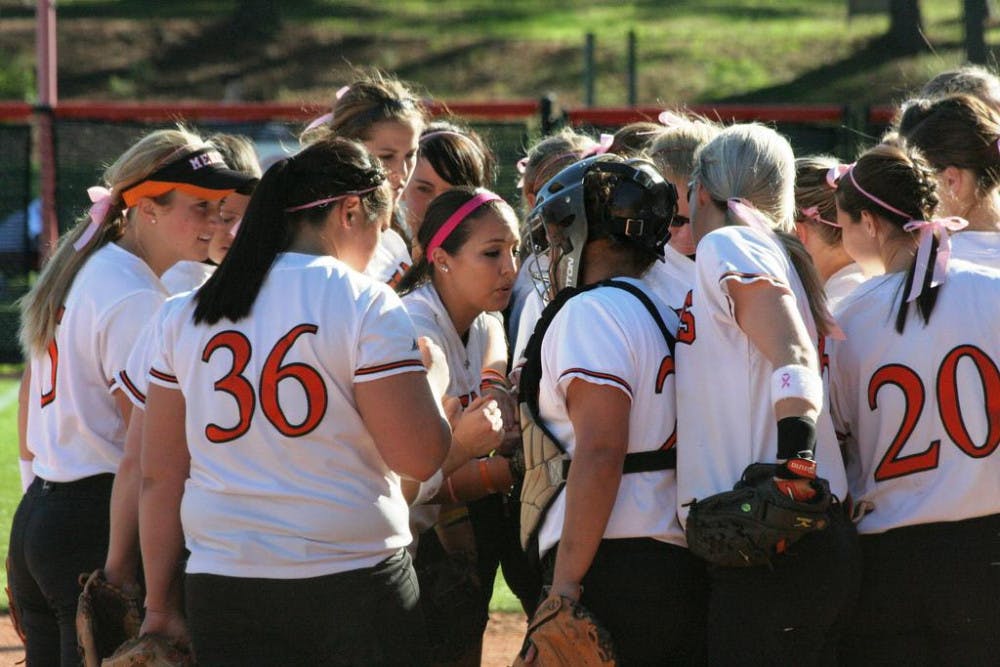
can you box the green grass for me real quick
[489,570,524,614]
[0,377,22,613]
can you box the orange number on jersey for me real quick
[260,324,328,437]
[869,348,1000,482]
[936,345,1000,459]
[203,324,327,443]
[676,290,696,344]
[869,364,939,482]
[39,306,65,408]
[654,355,677,450]
[202,331,255,443]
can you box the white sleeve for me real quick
[97,290,165,393]
[114,318,159,408]
[148,299,183,390]
[702,229,792,297]
[353,284,425,384]
[544,294,636,401]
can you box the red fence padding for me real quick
[567,104,846,125]
[50,100,541,122]
[868,105,896,125]
[0,102,33,120]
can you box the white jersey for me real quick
[827,259,1000,534]
[116,263,215,409]
[675,226,848,525]
[365,228,412,288]
[160,260,214,294]
[27,243,167,482]
[512,288,545,371]
[641,243,696,314]
[509,252,548,344]
[536,277,684,557]
[825,262,866,314]
[949,230,1000,270]
[148,252,425,578]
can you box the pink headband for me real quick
[426,191,503,263]
[658,110,687,127]
[518,136,612,190]
[304,85,351,133]
[846,164,969,301]
[284,186,377,213]
[74,186,115,251]
[583,133,614,158]
[800,205,839,228]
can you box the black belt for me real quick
[37,472,114,493]
[562,448,676,478]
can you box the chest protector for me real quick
[518,279,677,556]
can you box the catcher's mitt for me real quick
[76,569,143,667]
[102,634,194,667]
[512,593,617,666]
[685,462,833,568]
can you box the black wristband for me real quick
[776,416,817,460]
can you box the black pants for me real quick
[7,474,115,667]
[706,506,861,667]
[468,493,541,615]
[543,537,709,666]
[839,512,1000,667]
[185,549,428,666]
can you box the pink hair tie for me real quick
[303,86,351,133]
[516,157,529,175]
[902,216,969,302]
[426,191,503,263]
[826,164,851,189]
[284,186,377,213]
[74,186,114,251]
[658,110,687,127]
[727,198,774,235]
[847,166,913,220]
[800,205,840,228]
[581,133,614,158]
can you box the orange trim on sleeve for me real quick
[354,358,425,377]
[558,367,633,395]
[149,367,178,384]
[118,370,146,404]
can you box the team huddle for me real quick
[6,64,1000,666]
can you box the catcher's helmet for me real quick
[527,154,677,295]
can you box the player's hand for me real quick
[452,396,504,459]
[773,456,818,502]
[442,395,463,430]
[139,608,190,649]
[482,385,520,456]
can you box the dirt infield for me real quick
[0,611,525,666]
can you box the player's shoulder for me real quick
[559,278,679,334]
[76,243,164,304]
[698,225,786,269]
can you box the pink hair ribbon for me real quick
[902,216,969,302]
[582,133,614,158]
[658,110,687,127]
[74,186,114,251]
[284,186,377,213]
[727,198,774,235]
[426,191,502,263]
[303,86,351,133]
[516,157,529,175]
[847,167,913,220]
[826,164,851,189]
[800,205,839,228]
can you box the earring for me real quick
[149,217,157,225]
[440,265,449,273]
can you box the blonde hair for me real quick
[649,117,720,182]
[794,155,842,246]
[694,123,832,336]
[19,127,208,355]
[207,133,263,179]
[301,68,425,144]
[521,127,599,213]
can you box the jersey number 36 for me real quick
[202,323,328,443]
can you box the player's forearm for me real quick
[551,447,624,599]
[138,475,185,612]
[104,455,142,586]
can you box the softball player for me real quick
[8,127,251,665]
[677,124,859,666]
[398,187,524,662]
[829,143,1000,665]
[402,121,497,245]
[919,64,1000,111]
[137,137,450,665]
[510,129,604,364]
[303,69,426,288]
[897,93,1000,270]
[527,154,706,665]
[794,156,867,311]
[103,133,261,594]
[644,115,720,312]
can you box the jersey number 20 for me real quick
[868,344,1000,481]
[202,324,328,443]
